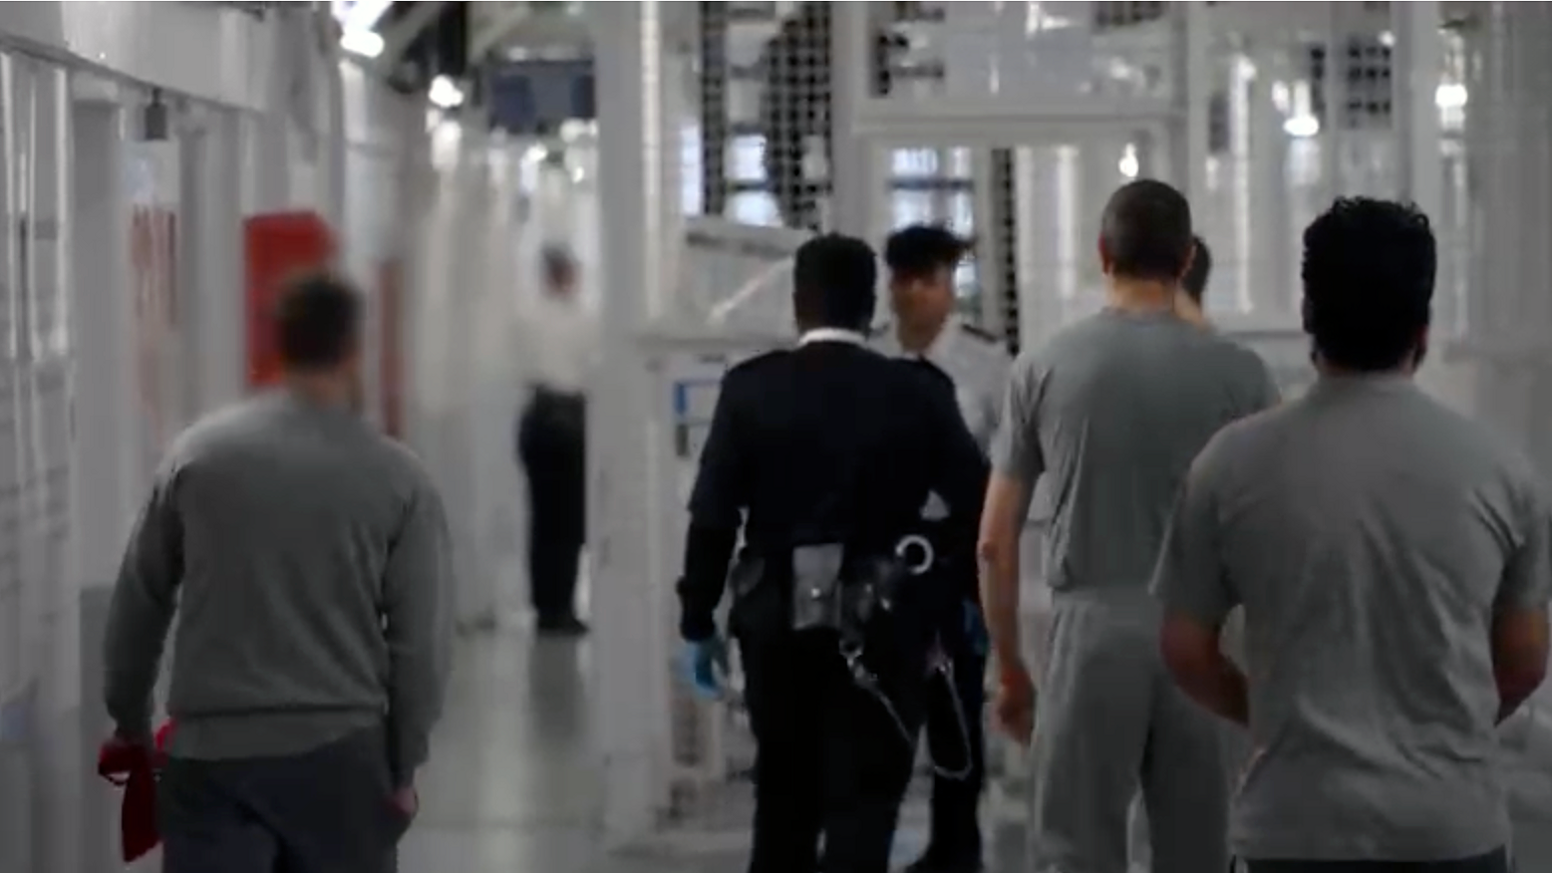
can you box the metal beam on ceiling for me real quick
[377,0,450,72]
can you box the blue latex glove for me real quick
[963,601,990,658]
[679,636,729,701]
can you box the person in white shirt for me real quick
[873,224,1011,873]
[518,245,594,636]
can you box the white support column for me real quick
[1460,2,1552,476]
[970,149,1005,334]
[1320,2,1347,205]
[1172,0,1211,212]
[1249,49,1294,321]
[591,0,673,848]
[248,8,298,217]
[659,51,688,316]
[69,95,141,873]
[179,108,245,415]
[1013,145,1076,345]
[30,62,82,873]
[247,113,291,215]
[318,10,349,231]
[0,57,36,873]
[1457,12,1552,847]
[1392,0,1444,221]
[830,1,879,240]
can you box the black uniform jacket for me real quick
[676,338,989,642]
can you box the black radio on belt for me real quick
[726,531,936,639]
[788,537,933,634]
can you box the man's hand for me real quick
[1161,612,1250,726]
[963,601,990,658]
[391,785,420,821]
[994,660,1035,745]
[680,636,730,701]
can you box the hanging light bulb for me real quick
[429,75,465,110]
[1118,143,1140,180]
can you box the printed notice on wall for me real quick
[666,351,734,463]
[662,346,775,512]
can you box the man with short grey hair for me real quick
[978,180,1279,873]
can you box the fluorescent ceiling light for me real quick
[1436,83,1468,110]
[333,0,394,33]
[340,28,384,59]
[1284,114,1319,138]
[429,75,465,110]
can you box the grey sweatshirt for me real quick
[103,391,453,784]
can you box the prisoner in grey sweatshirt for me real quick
[103,391,453,785]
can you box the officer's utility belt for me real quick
[787,535,931,635]
[776,536,974,782]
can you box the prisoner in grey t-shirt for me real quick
[1152,374,1552,861]
[991,309,1279,594]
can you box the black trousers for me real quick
[517,389,586,624]
[921,642,986,863]
[741,630,922,873]
[1246,848,1511,873]
[159,727,407,873]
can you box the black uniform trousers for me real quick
[740,629,923,873]
[1244,849,1511,873]
[920,624,986,863]
[517,387,586,625]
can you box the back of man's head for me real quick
[1301,197,1436,372]
[276,272,362,373]
[1098,179,1194,283]
[793,234,878,332]
[1182,235,1212,303]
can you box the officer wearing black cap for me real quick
[875,224,1011,873]
[675,234,989,873]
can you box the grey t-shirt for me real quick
[1152,374,1552,861]
[991,309,1279,594]
[103,392,454,779]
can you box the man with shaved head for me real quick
[977,180,1280,873]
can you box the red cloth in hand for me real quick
[97,721,175,862]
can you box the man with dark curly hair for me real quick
[1154,198,1548,872]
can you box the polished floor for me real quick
[396,628,638,873]
[399,624,1552,873]
[395,626,1017,873]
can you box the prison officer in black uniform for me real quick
[675,234,989,873]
